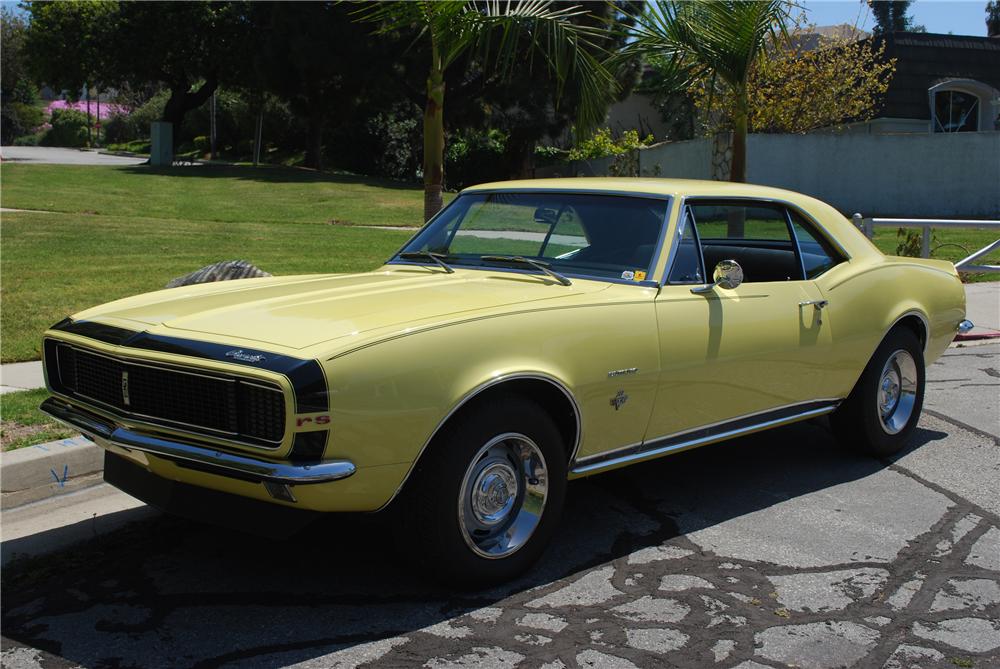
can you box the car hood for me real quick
[71,268,612,351]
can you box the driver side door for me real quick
[645,200,837,443]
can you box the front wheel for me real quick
[396,396,567,587]
[831,327,925,456]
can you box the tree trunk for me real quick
[729,93,748,184]
[727,91,749,238]
[161,76,219,151]
[86,86,92,146]
[423,60,446,222]
[304,107,324,170]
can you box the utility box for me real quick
[150,122,173,167]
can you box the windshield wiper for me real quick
[398,251,454,274]
[479,255,572,286]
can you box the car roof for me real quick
[463,177,810,201]
[462,177,880,261]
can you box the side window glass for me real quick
[688,202,803,283]
[789,210,842,279]
[667,208,704,284]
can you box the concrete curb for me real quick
[1,437,104,509]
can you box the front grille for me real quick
[51,343,285,446]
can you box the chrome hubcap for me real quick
[877,350,918,435]
[471,463,517,526]
[459,433,548,559]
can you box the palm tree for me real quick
[622,0,790,183]
[358,1,616,221]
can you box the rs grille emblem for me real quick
[121,371,131,406]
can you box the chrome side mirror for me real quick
[691,259,744,294]
[713,259,743,289]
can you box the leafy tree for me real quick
[2,7,34,102]
[690,19,897,135]
[621,0,791,183]
[252,2,396,170]
[26,1,252,144]
[470,1,645,180]
[359,1,617,221]
[988,1,1000,37]
[109,2,249,132]
[23,1,114,96]
[1,6,45,143]
[868,0,917,35]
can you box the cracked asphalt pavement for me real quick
[2,343,998,669]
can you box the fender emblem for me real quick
[226,349,267,363]
[610,390,628,411]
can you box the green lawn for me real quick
[868,227,999,282]
[0,389,75,451]
[1,163,451,228]
[1,210,413,362]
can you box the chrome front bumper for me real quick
[40,397,356,486]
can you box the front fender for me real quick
[318,298,661,509]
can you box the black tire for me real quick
[395,394,567,588]
[831,326,925,456]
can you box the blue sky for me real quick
[798,1,990,36]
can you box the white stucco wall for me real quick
[557,132,1000,218]
[746,132,1000,217]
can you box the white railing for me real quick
[851,214,1000,273]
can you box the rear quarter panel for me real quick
[816,255,965,397]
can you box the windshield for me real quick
[394,192,670,283]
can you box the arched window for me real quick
[928,79,1000,133]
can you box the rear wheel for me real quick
[396,395,567,587]
[831,327,925,456]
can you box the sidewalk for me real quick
[962,282,1000,338]
[0,360,45,395]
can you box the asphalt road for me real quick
[0,146,146,166]
[2,344,998,669]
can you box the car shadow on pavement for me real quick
[0,419,950,668]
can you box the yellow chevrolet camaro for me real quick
[41,178,970,585]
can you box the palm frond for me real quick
[451,1,617,131]
[621,0,791,91]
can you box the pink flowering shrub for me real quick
[46,99,129,121]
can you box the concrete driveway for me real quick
[1,344,998,669]
[0,146,146,166]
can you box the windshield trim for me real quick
[385,260,662,288]
[461,187,674,201]
[386,190,674,287]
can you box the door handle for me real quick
[799,299,828,325]
[799,299,828,310]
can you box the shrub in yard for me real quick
[102,90,168,145]
[445,128,510,190]
[11,130,44,146]
[39,108,90,147]
[567,128,655,161]
[0,102,46,144]
[331,101,422,181]
[102,111,137,144]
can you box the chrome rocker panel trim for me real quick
[571,399,841,476]
[41,398,356,485]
